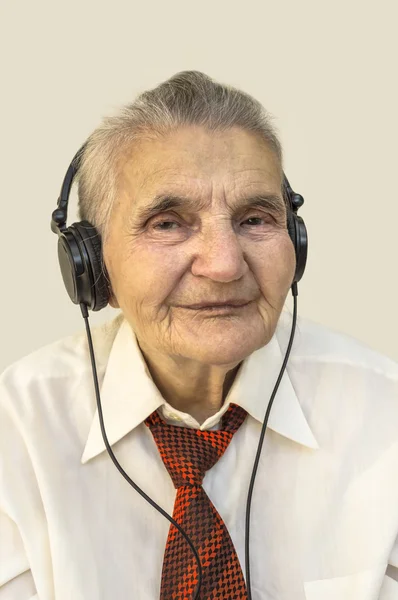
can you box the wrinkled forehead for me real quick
[120,127,283,201]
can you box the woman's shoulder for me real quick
[277,309,398,381]
[0,312,125,412]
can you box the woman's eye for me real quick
[245,217,262,226]
[152,220,180,231]
[243,216,273,226]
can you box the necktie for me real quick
[145,402,248,600]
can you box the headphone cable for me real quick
[245,281,298,599]
[80,302,203,600]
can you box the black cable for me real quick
[80,303,203,600]
[245,281,298,599]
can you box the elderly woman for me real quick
[1,71,398,600]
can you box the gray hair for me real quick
[77,70,285,245]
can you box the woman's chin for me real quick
[178,323,269,365]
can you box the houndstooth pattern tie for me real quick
[145,402,248,600]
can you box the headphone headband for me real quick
[51,144,87,233]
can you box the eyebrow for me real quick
[134,193,286,222]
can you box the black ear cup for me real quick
[72,221,110,311]
[283,174,308,285]
[56,221,109,311]
[286,202,308,284]
[287,209,296,248]
[291,212,308,283]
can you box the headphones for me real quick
[51,144,308,310]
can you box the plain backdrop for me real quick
[0,0,397,372]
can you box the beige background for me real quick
[0,0,397,372]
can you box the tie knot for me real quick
[145,403,247,488]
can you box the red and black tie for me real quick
[145,402,248,599]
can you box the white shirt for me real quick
[1,309,398,600]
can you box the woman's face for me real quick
[104,126,296,366]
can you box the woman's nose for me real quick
[190,223,246,283]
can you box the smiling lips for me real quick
[179,300,251,310]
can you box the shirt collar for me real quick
[81,312,318,464]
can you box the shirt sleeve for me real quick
[0,509,37,598]
[379,534,398,598]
